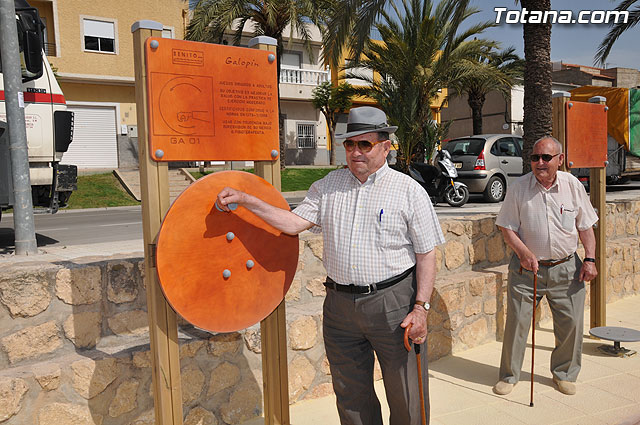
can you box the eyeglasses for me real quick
[343,139,387,153]
[530,153,560,162]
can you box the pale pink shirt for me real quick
[496,171,598,260]
[292,162,445,285]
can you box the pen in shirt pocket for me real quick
[379,209,383,223]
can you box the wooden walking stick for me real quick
[404,324,427,425]
[530,272,538,407]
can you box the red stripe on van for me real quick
[0,90,66,105]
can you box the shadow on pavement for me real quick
[0,228,59,254]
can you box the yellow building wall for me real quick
[61,83,137,125]
[48,0,187,77]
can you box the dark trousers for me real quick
[323,273,429,425]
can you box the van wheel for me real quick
[484,176,505,202]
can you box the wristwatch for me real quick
[583,257,596,263]
[415,300,430,312]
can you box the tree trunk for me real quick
[522,0,552,174]
[328,119,336,165]
[468,93,485,135]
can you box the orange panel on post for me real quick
[155,171,298,332]
[145,38,279,161]
[565,102,608,168]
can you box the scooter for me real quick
[408,147,469,207]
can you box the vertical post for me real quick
[250,35,290,425]
[552,92,570,172]
[0,0,37,255]
[132,21,183,425]
[588,96,607,328]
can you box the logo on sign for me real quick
[172,49,204,66]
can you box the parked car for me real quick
[442,134,524,202]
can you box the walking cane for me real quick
[530,272,538,407]
[404,324,427,425]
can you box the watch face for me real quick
[424,303,431,311]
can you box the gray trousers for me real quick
[499,254,586,384]
[323,273,429,425]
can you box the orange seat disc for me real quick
[156,170,299,332]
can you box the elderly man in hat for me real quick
[216,106,444,425]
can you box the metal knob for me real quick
[268,54,276,63]
[246,260,255,269]
[226,232,235,241]
[150,40,159,49]
[155,149,164,158]
[271,150,279,159]
[568,161,574,167]
[223,269,231,278]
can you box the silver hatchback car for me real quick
[442,134,524,202]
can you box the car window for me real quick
[515,137,523,151]
[443,138,485,156]
[496,138,519,157]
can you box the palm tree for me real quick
[448,46,524,135]
[595,0,640,66]
[343,0,494,171]
[186,0,325,167]
[520,0,552,173]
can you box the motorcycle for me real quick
[408,147,470,207]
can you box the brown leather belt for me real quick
[324,266,415,295]
[538,254,574,267]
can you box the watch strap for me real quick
[583,257,596,263]
[415,300,430,311]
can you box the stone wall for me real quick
[0,199,639,424]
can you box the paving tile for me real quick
[588,373,640,402]
[593,405,640,425]
[553,414,607,425]
[549,383,634,415]
[435,404,527,425]
[492,393,584,425]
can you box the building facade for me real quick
[32,0,188,169]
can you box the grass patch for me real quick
[191,167,338,192]
[64,173,139,209]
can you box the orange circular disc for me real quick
[156,170,299,332]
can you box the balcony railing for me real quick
[280,68,329,86]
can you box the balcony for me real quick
[280,68,329,86]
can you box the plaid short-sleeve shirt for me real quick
[292,162,445,285]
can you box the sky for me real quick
[465,0,639,69]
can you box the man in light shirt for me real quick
[493,136,598,396]
[216,106,445,425]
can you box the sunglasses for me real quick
[530,153,560,162]
[343,139,387,153]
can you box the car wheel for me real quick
[483,176,505,202]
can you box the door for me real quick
[62,105,118,168]
[493,137,523,184]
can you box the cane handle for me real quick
[404,324,412,352]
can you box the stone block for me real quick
[285,276,301,302]
[180,340,205,359]
[435,248,443,273]
[0,377,28,422]
[131,409,155,425]
[243,327,261,354]
[304,382,334,400]
[37,402,102,425]
[133,350,151,368]
[33,364,61,391]
[288,355,315,402]
[207,362,240,396]
[447,221,466,236]
[444,241,465,270]
[435,286,464,313]
[182,365,205,405]
[464,300,481,317]
[108,310,148,336]
[306,276,326,297]
[484,299,497,315]
[185,406,218,425]
[487,233,505,263]
[109,379,139,417]
[1,320,62,364]
[71,357,118,399]
[107,261,139,304]
[458,318,488,348]
[307,237,323,260]
[0,264,56,318]
[469,276,484,297]
[480,217,496,235]
[469,238,486,265]
[55,266,102,305]
[289,316,317,350]
[427,331,452,361]
[220,382,261,424]
[208,332,242,357]
[63,311,102,348]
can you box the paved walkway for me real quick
[243,295,640,425]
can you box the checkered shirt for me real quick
[292,162,445,285]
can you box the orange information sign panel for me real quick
[145,38,279,161]
[565,101,608,168]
